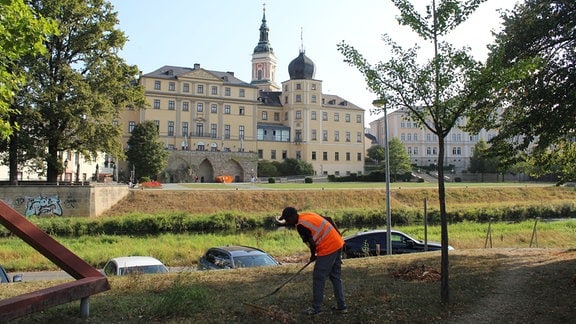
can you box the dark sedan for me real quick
[343,229,454,258]
[198,245,280,270]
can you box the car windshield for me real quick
[120,265,168,275]
[233,255,277,268]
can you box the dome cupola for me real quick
[288,50,315,80]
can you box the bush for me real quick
[268,177,275,183]
[305,177,313,183]
[454,177,462,182]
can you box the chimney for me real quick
[194,63,200,70]
[227,71,235,76]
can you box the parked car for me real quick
[102,256,169,276]
[1,265,22,283]
[198,245,280,270]
[343,229,454,258]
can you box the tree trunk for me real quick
[46,144,60,183]
[8,132,18,185]
[438,135,450,305]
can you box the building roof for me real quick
[288,50,316,80]
[143,65,254,87]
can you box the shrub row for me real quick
[1,203,574,237]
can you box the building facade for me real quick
[117,7,366,182]
[369,109,497,172]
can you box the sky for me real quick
[108,0,520,126]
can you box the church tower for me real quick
[251,5,280,91]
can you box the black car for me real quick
[343,229,454,258]
[198,245,280,270]
[1,265,22,283]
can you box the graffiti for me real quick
[13,197,25,206]
[25,195,63,217]
[63,198,77,208]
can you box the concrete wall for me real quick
[0,184,129,218]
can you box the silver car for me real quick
[102,256,169,276]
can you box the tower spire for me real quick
[251,3,279,91]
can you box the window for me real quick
[323,152,328,161]
[357,132,362,142]
[211,124,217,138]
[346,131,351,142]
[401,133,406,141]
[182,102,189,111]
[168,82,175,91]
[311,130,317,141]
[334,113,339,122]
[224,104,231,114]
[296,111,302,119]
[258,149,263,158]
[282,150,287,159]
[182,122,188,137]
[345,114,351,122]
[311,95,317,103]
[311,111,317,120]
[211,104,217,113]
[271,150,276,160]
[284,96,288,104]
[211,86,218,95]
[357,152,362,161]
[197,85,204,94]
[312,151,316,160]
[311,84,316,90]
[407,133,412,142]
[197,103,203,112]
[168,121,174,136]
[322,112,328,121]
[153,99,160,109]
[335,152,339,161]
[239,106,245,115]
[356,114,362,123]
[452,147,462,155]
[323,130,328,141]
[196,123,204,137]
[239,125,245,141]
[334,131,340,142]
[274,112,280,121]
[296,151,301,159]
[225,87,231,96]
[296,94,302,102]
[427,147,432,155]
[296,83,301,90]
[239,89,245,97]
[414,133,418,141]
[224,125,230,139]
[183,83,189,92]
[433,147,438,155]
[346,152,351,161]
[129,121,135,133]
[168,100,175,110]
[154,120,160,132]
[154,81,161,90]
[262,111,268,120]
[295,130,302,142]
[414,147,419,155]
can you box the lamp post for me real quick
[372,98,392,255]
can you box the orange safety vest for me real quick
[298,212,344,256]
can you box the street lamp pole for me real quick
[373,98,392,255]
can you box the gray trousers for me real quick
[312,249,346,311]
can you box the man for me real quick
[279,206,347,315]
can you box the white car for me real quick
[102,256,169,276]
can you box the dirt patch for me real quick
[392,264,441,282]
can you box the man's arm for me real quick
[297,225,317,261]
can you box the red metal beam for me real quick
[0,200,110,321]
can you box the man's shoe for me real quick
[302,307,321,315]
[331,306,348,314]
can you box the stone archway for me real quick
[198,159,214,183]
[165,157,193,183]
[221,159,244,182]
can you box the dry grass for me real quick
[4,248,576,323]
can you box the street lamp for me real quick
[372,98,392,255]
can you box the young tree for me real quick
[388,138,413,181]
[338,0,487,304]
[469,140,499,182]
[8,0,147,183]
[125,121,168,180]
[367,145,386,164]
[467,0,576,184]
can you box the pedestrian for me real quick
[278,206,347,315]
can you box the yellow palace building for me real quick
[118,8,366,183]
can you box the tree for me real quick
[257,160,278,177]
[367,145,386,163]
[338,0,487,304]
[125,121,168,180]
[469,140,499,182]
[0,0,56,139]
[7,0,147,183]
[276,158,314,176]
[467,0,576,183]
[388,138,413,181]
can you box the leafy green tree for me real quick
[257,160,278,177]
[7,0,147,183]
[468,140,499,182]
[467,0,576,183]
[126,121,168,180]
[277,158,314,176]
[367,145,386,163]
[0,0,56,139]
[338,0,487,304]
[388,138,413,181]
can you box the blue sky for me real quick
[108,0,519,126]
